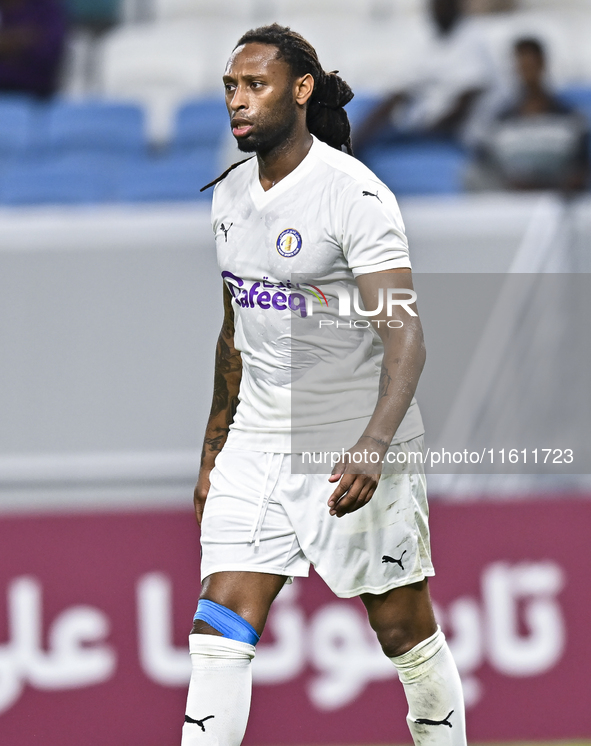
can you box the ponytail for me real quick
[235,24,355,155]
[307,70,354,153]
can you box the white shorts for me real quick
[200,436,434,598]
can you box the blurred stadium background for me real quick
[0,0,590,744]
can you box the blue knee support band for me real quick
[193,600,260,646]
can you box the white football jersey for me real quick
[211,136,424,453]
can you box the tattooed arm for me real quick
[357,268,425,453]
[328,268,425,517]
[193,283,242,525]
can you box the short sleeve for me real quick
[211,180,222,234]
[338,180,411,277]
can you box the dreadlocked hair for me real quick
[235,23,355,155]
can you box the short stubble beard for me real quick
[235,91,299,155]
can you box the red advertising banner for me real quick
[0,499,590,745]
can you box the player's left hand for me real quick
[327,440,385,518]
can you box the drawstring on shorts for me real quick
[249,453,284,547]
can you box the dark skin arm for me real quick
[328,268,426,517]
[354,88,483,150]
[193,283,242,525]
[433,88,482,134]
[353,92,408,151]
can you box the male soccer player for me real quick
[182,23,466,746]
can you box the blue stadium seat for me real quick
[0,96,37,158]
[557,85,591,126]
[0,157,114,205]
[173,97,229,152]
[45,100,147,155]
[114,152,218,202]
[365,142,467,195]
[344,93,381,131]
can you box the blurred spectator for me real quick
[0,0,67,98]
[354,0,494,151]
[464,0,515,13]
[59,0,120,96]
[64,0,120,33]
[467,38,590,191]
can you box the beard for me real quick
[235,95,299,155]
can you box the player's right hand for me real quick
[193,468,212,526]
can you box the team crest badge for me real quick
[276,229,302,257]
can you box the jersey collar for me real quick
[249,135,320,211]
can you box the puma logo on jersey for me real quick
[382,550,407,569]
[220,223,233,242]
[184,714,215,731]
[362,190,382,203]
[415,710,454,728]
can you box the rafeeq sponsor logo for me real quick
[221,271,327,318]
[221,271,417,322]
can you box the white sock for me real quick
[390,627,466,746]
[181,634,256,746]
